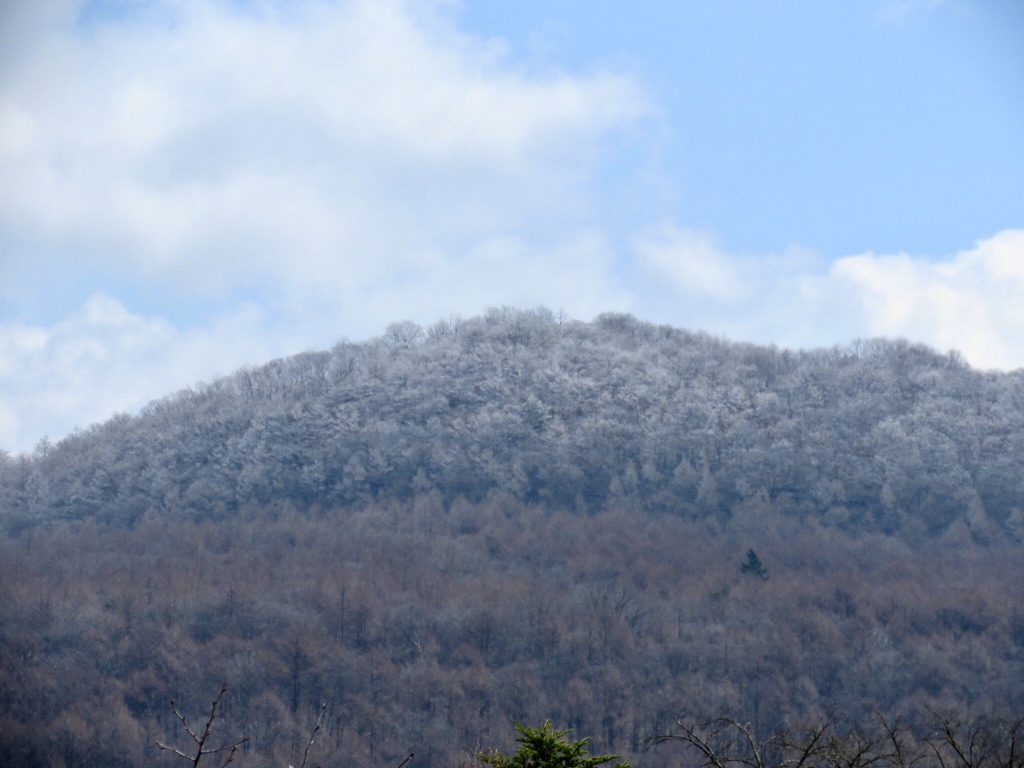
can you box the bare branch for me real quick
[155,742,198,761]
[155,683,249,768]
[934,713,974,768]
[649,711,1024,768]
[1005,717,1023,768]
[648,717,772,768]
[875,714,918,768]
[298,703,328,768]
[728,718,771,768]
[778,713,835,768]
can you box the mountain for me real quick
[1,308,1022,768]
[4,307,1023,540]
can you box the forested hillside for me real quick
[3,308,1024,538]
[1,308,1023,768]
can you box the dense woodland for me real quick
[1,308,1023,767]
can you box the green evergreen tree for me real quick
[740,548,769,580]
[480,722,629,768]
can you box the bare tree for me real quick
[156,683,249,768]
[927,713,1024,768]
[649,713,1024,768]
[290,702,327,768]
[647,716,781,768]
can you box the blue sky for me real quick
[459,1,1024,254]
[0,0,1022,452]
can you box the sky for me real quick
[1,0,1022,453]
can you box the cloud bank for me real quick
[833,229,1024,371]
[0,0,645,313]
[638,226,1024,371]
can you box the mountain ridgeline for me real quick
[4,308,1023,540]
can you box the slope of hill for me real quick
[3,307,1024,540]
[1,308,1023,768]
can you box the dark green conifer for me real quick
[740,548,769,580]
[479,721,628,768]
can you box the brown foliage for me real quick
[0,496,1021,767]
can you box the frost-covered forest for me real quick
[5,308,1024,536]
[1,308,1023,767]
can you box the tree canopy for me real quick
[480,721,628,768]
[3,308,1023,545]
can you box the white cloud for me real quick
[0,293,275,453]
[634,223,751,303]
[349,230,632,331]
[0,100,37,154]
[636,225,1024,371]
[633,222,843,345]
[832,230,1024,370]
[0,0,647,297]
